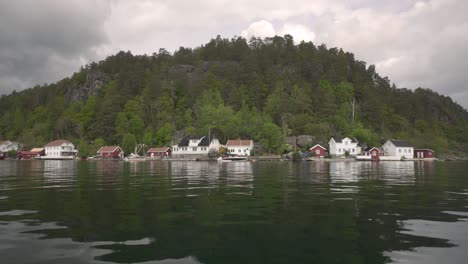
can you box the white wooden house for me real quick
[328,137,361,157]
[382,140,413,160]
[43,140,78,160]
[172,135,220,156]
[226,139,254,156]
[0,140,20,153]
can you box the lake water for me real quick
[0,160,467,264]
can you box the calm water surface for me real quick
[0,160,467,263]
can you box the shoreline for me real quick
[1,156,466,162]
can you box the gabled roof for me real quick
[147,147,171,153]
[97,146,122,153]
[45,139,72,147]
[30,148,45,152]
[199,136,210,146]
[414,148,434,152]
[332,137,358,143]
[309,144,326,150]
[177,135,204,146]
[388,140,413,147]
[364,146,384,152]
[177,135,217,147]
[0,140,17,146]
[226,139,253,147]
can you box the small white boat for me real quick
[124,153,146,162]
[217,156,248,162]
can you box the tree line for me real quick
[1,35,467,156]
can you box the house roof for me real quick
[333,137,358,143]
[389,140,413,147]
[45,139,72,147]
[309,144,326,150]
[370,147,384,152]
[30,148,44,152]
[97,146,122,153]
[177,135,217,147]
[226,139,253,147]
[0,140,16,146]
[20,150,42,155]
[177,135,203,146]
[147,147,171,153]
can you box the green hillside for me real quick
[1,35,467,156]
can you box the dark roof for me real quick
[177,135,216,147]
[389,140,413,147]
[177,135,204,146]
[199,136,210,146]
[333,137,357,143]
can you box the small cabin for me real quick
[309,144,326,158]
[97,146,124,159]
[147,147,172,158]
[414,149,434,159]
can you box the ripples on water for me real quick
[0,160,467,263]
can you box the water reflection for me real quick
[0,160,467,263]
[328,161,416,184]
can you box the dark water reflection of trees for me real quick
[0,160,467,264]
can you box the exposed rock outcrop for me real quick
[65,71,109,101]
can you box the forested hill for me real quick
[1,35,467,155]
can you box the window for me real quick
[238,149,241,153]
[352,149,355,153]
[338,148,341,152]
[316,150,320,154]
[192,147,197,151]
[399,149,402,153]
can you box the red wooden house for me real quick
[414,149,434,159]
[147,147,172,158]
[18,148,45,160]
[362,147,384,160]
[309,144,326,158]
[97,146,124,159]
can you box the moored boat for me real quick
[217,156,248,162]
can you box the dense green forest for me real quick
[1,35,467,156]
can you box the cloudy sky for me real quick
[1,0,467,108]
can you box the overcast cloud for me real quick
[1,0,467,108]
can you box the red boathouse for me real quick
[97,146,124,159]
[309,144,326,158]
[414,149,434,159]
[147,147,172,158]
[18,148,46,160]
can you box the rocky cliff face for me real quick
[65,71,109,101]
